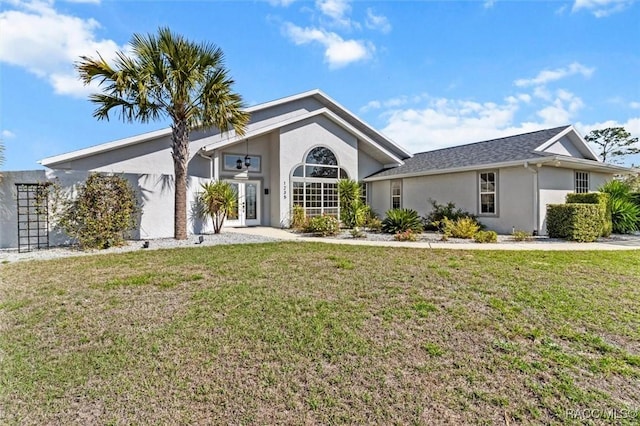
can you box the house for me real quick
[0,89,630,249]
[364,125,630,235]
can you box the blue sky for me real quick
[1,0,639,171]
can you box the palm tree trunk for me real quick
[172,120,189,240]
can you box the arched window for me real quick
[291,147,347,218]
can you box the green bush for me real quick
[474,230,497,243]
[304,215,339,236]
[198,181,237,234]
[424,199,479,231]
[441,217,480,239]
[546,204,602,242]
[58,174,139,249]
[394,230,417,241]
[382,209,423,234]
[511,230,532,242]
[599,180,640,234]
[566,192,612,237]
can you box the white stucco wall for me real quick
[278,115,359,227]
[0,170,214,249]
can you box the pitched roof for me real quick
[367,126,573,179]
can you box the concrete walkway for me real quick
[225,227,640,251]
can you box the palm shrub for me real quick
[599,180,640,234]
[338,179,365,228]
[198,181,237,234]
[382,208,423,234]
[58,174,139,249]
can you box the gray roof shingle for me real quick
[368,125,571,179]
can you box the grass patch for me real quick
[1,243,639,424]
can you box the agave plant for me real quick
[381,208,423,234]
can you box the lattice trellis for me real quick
[16,183,50,253]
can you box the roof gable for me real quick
[40,89,412,168]
[368,126,572,179]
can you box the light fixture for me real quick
[236,139,251,170]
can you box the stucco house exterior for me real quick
[0,89,630,248]
[365,125,630,235]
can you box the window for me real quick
[291,147,344,218]
[360,182,368,205]
[575,171,589,193]
[223,154,261,172]
[391,180,402,209]
[479,171,497,214]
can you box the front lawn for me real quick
[1,243,639,424]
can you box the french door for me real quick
[225,180,261,227]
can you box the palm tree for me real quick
[76,27,249,240]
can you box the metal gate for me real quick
[16,183,49,253]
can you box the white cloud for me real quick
[365,8,391,33]
[370,87,587,154]
[316,0,350,21]
[515,62,594,87]
[484,0,496,9]
[572,0,633,17]
[630,101,640,109]
[1,130,16,139]
[268,0,297,5]
[283,22,373,68]
[0,0,124,97]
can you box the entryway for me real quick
[225,180,261,227]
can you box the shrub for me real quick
[198,181,237,234]
[441,217,480,239]
[382,209,423,234]
[350,227,366,238]
[304,215,339,236]
[511,230,533,242]
[566,192,612,237]
[546,204,601,242]
[58,174,139,249]
[290,205,307,230]
[424,200,479,231]
[338,179,366,228]
[364,217,382,232]
[599,180,640,234]
[394,230,417,241]
[474,230,497,243]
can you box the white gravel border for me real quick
[0,232,281,264]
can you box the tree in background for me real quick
[76,27,249,240]
[585,127,639,164]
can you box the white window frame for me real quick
[575,171,589,193]
[478,171,498,216]
[391,180,402,209]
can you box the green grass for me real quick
[1,242,639,424]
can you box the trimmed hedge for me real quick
[547,204,602,242]
[566,192,612,237]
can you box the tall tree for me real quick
[76,27,249,239]
[585,127,639,164]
